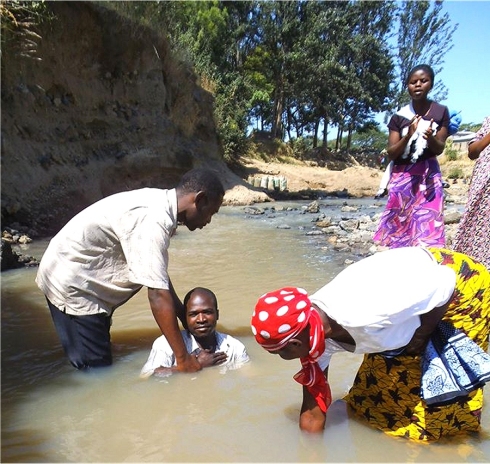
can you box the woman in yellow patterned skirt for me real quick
[251,247,489,440]
[345,247,489,440]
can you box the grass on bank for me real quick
[243,131,476,183]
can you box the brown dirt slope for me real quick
[232,157,382,198]
[1,2,241,235]
[222,150,472,206]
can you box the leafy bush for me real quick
[350,127,388,152]
[447,167,463,179]
[444,139,459,161]
[289,137,312,159]
[1,1,54,60]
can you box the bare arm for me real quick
[168,280,186,328]
[468,131,490,160]
[299,367,329,433]
[425,120,448,156]
[148,288,201,373]
[404,300,451,355]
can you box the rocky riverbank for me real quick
[3,193,466,272]
[240,192,465,264]
[1,227,39,271]
[1,156,470,271]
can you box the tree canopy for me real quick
[4,0,457,159]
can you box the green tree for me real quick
[392,0,457,110]
[1,0,53,61]
[350,122,388,152]
[99,1,456,159]
[247,1,306,139]
[156,1,257,161]
[286,1,350,146]
[325,1,394,150]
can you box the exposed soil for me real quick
[222,154,471,206]
[1,2,235,236]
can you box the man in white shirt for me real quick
[36,168,224,372]
[141,287,249,378]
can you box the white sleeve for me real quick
[219,334,250,367]
[317,340,347,371]
[310,247,456,329]
[140,335,175,378]
[232,342,251,365]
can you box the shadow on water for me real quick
[1,278,71,462]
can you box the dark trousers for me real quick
[47,298,112,369]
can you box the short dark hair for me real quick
[184,287,218,311]
[177,168,224,202]
[406,64,435,87]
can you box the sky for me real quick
[437,0,490,126]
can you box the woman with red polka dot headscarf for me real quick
[251,246,490,441]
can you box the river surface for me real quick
[2,199,489,463]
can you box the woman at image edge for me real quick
[251,247,489,441]
[452,116,490,269]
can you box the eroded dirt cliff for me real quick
[1,2,244,236]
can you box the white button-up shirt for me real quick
[140,330,250,378]
[36,188,178,316]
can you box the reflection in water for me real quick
[2,201,489,462]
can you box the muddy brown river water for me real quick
[2,200,488,462]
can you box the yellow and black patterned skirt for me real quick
[344,248,490,441]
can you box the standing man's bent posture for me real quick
[36,168,224,372]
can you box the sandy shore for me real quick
[223,156,470,206]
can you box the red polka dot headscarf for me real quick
[251,287,311,351]
[251,286,332,413]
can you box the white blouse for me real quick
[309,247,456,370]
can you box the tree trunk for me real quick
[346,125,353,150]
[271,82,284,139]
[322,117,328,147]
[313,119,319,148]
[336,126,342,150]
